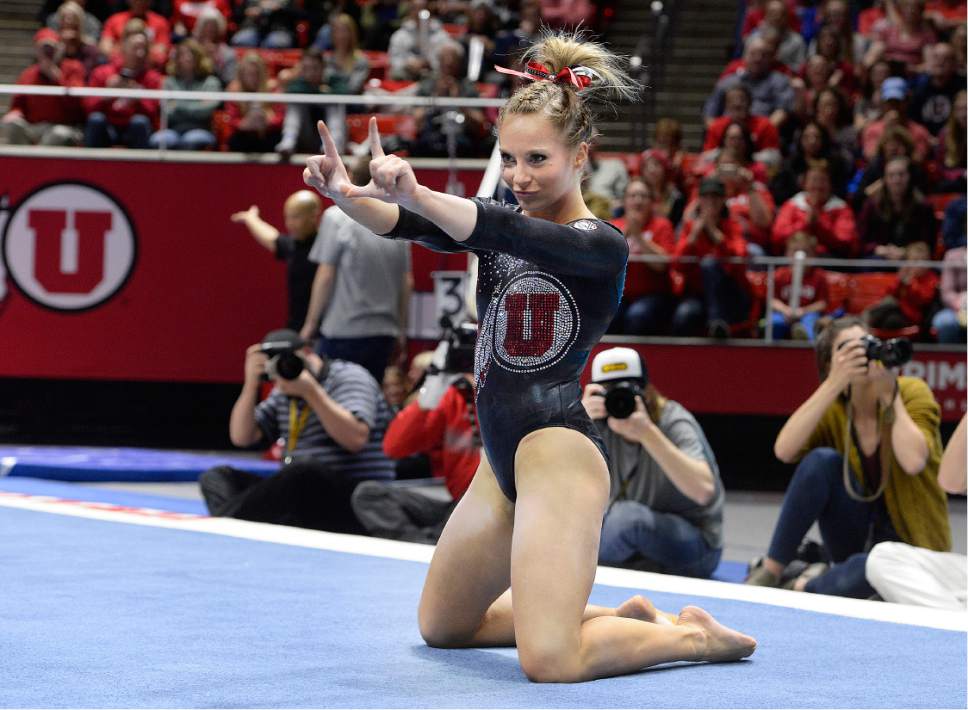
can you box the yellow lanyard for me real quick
[286,400,311,459]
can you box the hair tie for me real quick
[495,60,593,90]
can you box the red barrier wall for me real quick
[1,155,964,420]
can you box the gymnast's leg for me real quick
[509,428,756,682]
[418,454,675,648]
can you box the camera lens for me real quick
[604,382,640,419]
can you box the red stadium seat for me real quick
[928,193,960,220]
[442,23,467,37]
[824,270,850,312]
[845,272,897,313]
[363,51,389,81]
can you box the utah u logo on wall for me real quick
[1,182,137,311]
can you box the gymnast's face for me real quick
[498,112,588,217]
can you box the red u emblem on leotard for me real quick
[503,292,559,356]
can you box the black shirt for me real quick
[275,233,317,331]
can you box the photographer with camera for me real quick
[747,316,950,596]
[582,348,725,578]
[351,322,480,544]
[199,329,395,532]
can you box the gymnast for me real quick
[304,30,756,683]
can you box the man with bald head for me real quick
[910,43,965,134]
[231,190,322,330]
[704,35,795,127]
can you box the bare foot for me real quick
[616,594,677,625]
[677,605,756,662]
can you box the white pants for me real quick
[866,541,967,610]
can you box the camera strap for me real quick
[842,389,896,504]
[286,400,312,462]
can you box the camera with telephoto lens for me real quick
[591,347,650,420]
[602,380,645,419]
[431,317,477,376]
[260,329,305,381]
[860,334,913,368]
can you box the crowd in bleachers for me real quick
[579,0,966,344]
[1,0,605,154]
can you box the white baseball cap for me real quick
[591,347,646,383]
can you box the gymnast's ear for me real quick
[573,141,589,172]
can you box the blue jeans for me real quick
[315,334,396,384]
[230,27,293,48]
[616,293,675,335]
[599,500,722,578]
[771,310,820,341]
[671,257,751,335]
[84,112,151,148]
[149,128,216,150]
[767,448,900,598]
[932,308,965,344]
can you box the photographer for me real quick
[747,316,950,596]
[351,323,480,544]
[582,348,724,578]
[199,329,395,532]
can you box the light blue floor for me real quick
[1,506,964,708]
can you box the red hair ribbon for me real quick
[495,60,592,90]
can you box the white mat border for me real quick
[2,491,965,633]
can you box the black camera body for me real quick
[260,329,305,381]
[861,334,913,369]
[432,318,477,377]
[602,380,644,419]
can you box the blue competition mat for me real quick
[0,506,964,709]
[0,446,279,482]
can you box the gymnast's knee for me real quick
[518,643,582,683]
[417,608,475,649]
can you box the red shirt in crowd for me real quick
[741,1,800,37]
[773,266,829,308]
[895,270,940,324]
[862,118,935,162]
[85,60,163,127]
[102,10,171,47]
[223,101,285,142]
[10,60,86,125]
[725,183,776,249]
[772,192,858,258]
[673,216,748,297]
[926,1,967,21]
[613,215,677,300]
[382,385,478,500]
[703,114,780,152]
[718,58,794,80]
[172,0,232,31]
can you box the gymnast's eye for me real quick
[500,152,515,165]
[528,153,547,164]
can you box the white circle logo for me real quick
[491,272,579,373]
[2,183,137,311]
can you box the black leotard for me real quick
[386,198,628,501]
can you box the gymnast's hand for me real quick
[303,120,354,201]
[341,117,421,207]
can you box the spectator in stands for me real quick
[808,27,858,97]
[814,87,859,158]
[772,121,851,205]
[493,0,541,85]
[747,316,950,595]
[704,36,796,129]
[703,85,781,169]
[99,0,170,68]
[301,160,412,383]
[84,27,161,148]
[148,39,220,150]
[791,56,837,127]
[935,89,966,192]
[865,0,938,74]
[352,347,479,544]
[741,0,799,39]
[748,0,807,71]
[858,157,938,259]
[854,124,928,208]
[773,164,858,258]
[770,232,829,341]
[275,48,328,156]
[459,0,501,84]
[952,22,967,73]
[381,365,409,411]
[223,52,283,152]
[854,59,893,130]
[809,0,868,72]
[199,330,396,532]
[322,14,370,96]
[932,246,967,342]
[231,191,320,331]
[51,1,101,77]
[941,195,966,250]
[46,0,102,42]
[640,148,685,227]
[411,40,490,158]
[865,241,939,330]
[192,6,236,86]
[672,177,751,338]
[908,43,963,136]
[611,178,676,335]
[651,118,694,193]
[583,146,629,207]
[720,26,793,81]
[387,0,451,81]
[865,413,966,609]
[583,348,724,578]
[171,0,230,37]
[230,0,298,49]
[0,29,85,146]
[696,121,769,189]
[540,0,596,29]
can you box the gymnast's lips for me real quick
[513,191,538,199]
